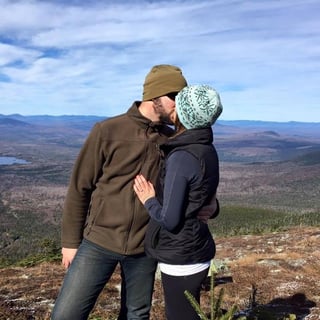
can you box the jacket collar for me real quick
[127,102,174,136]
[161,127,213,153]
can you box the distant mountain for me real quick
[219,120,320,128]
[0,117,32,127]
[1,114,319,163]
[0,114,105,123]
[0,114,105,131]
[1,114,319,137]
[219,120,320,139]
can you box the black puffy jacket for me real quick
[145,127,219,264]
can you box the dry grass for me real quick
[1,226,320,319]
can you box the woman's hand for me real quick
[133,174,155,204]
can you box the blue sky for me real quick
[0,0,319,122]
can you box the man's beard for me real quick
[159,113,173,125]
[153,101,173,125]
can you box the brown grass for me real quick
[1,226,320,319]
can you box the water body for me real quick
[0,156,29,165]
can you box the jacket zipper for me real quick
[124,135,152,253]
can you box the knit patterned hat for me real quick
[143,64,187,101]
[175,85,223,129]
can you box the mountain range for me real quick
[1,113,319,163]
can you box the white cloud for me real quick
[0,0,319,121]
[0,43,41,66]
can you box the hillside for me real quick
[0,115,319,318]
[1,114,320,163]
[0,226,319,319]
[0,116,319,264]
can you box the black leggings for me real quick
[161,268,209,320]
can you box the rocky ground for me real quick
[0,226,319,320]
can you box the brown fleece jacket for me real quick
[62,102,172,255]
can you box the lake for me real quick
[0,156,29,165]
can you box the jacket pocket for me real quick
[85,196,103,234]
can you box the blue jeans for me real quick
[51,239,157,320]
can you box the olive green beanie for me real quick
[142,64,187,101]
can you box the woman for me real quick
[133,84,222,320]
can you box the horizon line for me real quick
[0,113,319,124]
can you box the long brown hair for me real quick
[172,115,186,137]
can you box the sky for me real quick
[0,0,319,122]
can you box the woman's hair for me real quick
[173,115,186,136]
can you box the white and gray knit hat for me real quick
[175,84,223,129]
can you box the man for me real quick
[51,65,189,320]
